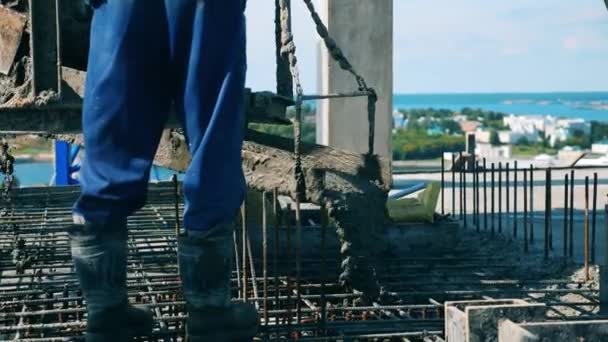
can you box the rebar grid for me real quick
[0,184,598,341]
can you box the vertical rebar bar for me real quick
[491,163,495,235]
[570,169,575,258]
[524,170,529,253]
[498,162,503,234]
[564,174,569,259]
[295,198,302,324]
[585,176,590,281]
[484,158,488,231]
[530,164,535,244]
[452,153,456,218]
[506,162,510,231]
[233,229,242,299]
[241,204,248,300]
[273,189,280,322]
[262,192,269,329]
[441,156,445,216]
[319,204,328,336]
[592,173,598,264]
[285,203,292,330]
[514,161,518,238]
[172,175,180,236]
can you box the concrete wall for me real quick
[317,0,393,159]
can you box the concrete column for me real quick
[317,0,393,159]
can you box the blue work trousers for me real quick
[74,0,247,231]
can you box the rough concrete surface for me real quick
[445,299,546,342]
[499,319,608,342]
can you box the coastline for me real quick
[15,153,54,163]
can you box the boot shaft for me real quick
[177,223,234,309]
[68,220,128,311]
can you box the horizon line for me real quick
[394,90,608,95]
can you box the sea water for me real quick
[394,92,608,122]
[12,161,180,187]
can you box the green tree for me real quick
[517,136,530,146]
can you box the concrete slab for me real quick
[498,319,608,342]
[445,299,546,342]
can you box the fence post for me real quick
[524,169,528,253]
[491,163,495,235]
[600,197,608,314]
[514,161,518,238]
[570,169,575,258]
[585,176,590,281]
[460,151,464,220]
[545,168,551,259]
[506,162,510,232]
[441,155,445,216]
[592,173,598,264]
[476,161,481,233]
[499,162,503,234]
[564,174,569,259]
[484,158,488,231]
[530,164,534,244]
[452,153,456,218]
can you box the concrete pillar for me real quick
[317,0,393,160]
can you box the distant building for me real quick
[545,118,591,147]
[592,140,608,154]
[502,115,542,143]
[392,110,406,130]
[476,143,512,159]
[504,114,547,132]
[476,129,522,145]
[503,114,590,147]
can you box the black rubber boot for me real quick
[178,223,259,342]
[69,219,154,341]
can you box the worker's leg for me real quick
[74,1,171,223]
[70,1,171,340]
[165,1,257,340]
[170,0,247,232]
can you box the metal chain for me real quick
[300,0,377,155]
[280,0,380,195]
[279,0,306,199]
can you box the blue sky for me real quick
[246,1,608,94]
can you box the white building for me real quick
[476,143,512,159]
[392,110,405,130]
[502,114,542,143]
[476,129,533,145]
[545,118,591,147]
[503,115,590,147]
[504,114,547,132]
